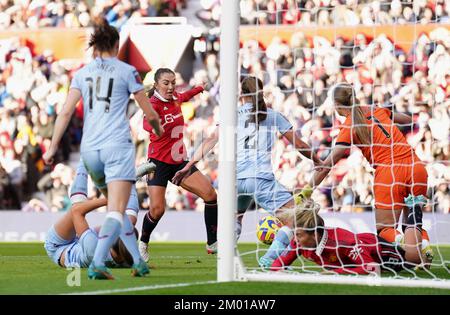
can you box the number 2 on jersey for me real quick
[85,77,114,112]
[244,118,256,149]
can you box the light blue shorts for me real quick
[44,226,98,268]
[64,229,98,268]
[237,177,293,214]
[81,146,136,190]
[70,158,139,217]
[44,226,74,266]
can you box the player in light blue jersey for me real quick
[70,158,141,225]
[44,197,138,269]
[43,19,163,280]
[172,76,322,267]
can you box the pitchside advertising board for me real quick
[0,211,449,243]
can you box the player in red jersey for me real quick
[271,199,415,275]
[308,83,432,268]
[139,68,218,261]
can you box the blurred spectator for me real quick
[36,163,72,212]
[198,0,449,27]
[0,0,183,30]
[0,1,448,216]
[0,36,83,210]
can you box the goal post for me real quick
[217,0,239,282]
[218,1,450,290]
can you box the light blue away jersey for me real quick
[236,103,293,180]
[70,57,143,152]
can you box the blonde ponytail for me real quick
[333,83,370,145]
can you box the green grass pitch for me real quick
[0,243,449,295]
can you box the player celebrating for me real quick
[44,197,138,270]
[172,76,322,266]
[138,68,218,261]
[309,83,431,267]
[43,19,163,279]
[271,199,417,274]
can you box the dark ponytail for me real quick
[241,76,267,124]
[146,68,176,98]
[88,18,119,53]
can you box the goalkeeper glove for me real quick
[294,185,313,205]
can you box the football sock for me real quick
[261,226,294,262]
[119,214,141,265]
[140,212,160,244]
[403,194,426,233]
[405,204,423,233]
[204,200,218,245]
[92,211,123,267]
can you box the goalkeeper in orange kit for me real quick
[308,83,432,269]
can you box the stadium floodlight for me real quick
[218,0,450,289]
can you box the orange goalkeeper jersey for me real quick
[335,107,416,167]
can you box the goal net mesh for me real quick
[232,0,450,287]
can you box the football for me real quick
[256,215,283,245]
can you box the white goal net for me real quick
[218,0,450,289]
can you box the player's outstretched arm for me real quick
[71,198,108,237]
[270,242,299,271]
[309,145,348,188]
[282,129,323,166]
[177,86,204,103]
[392,112,413,126]
[134,89,164,137]
[43,89,81,165]
[172,127,219,185]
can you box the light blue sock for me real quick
[92,212,123,267]
[262,226,294,261]
[120,214,141,265]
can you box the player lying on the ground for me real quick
[308,83,432,267]
[43,19,162,280]
[69,158,155,226]
[44,198,140,271]
[270,199,421,275]
[44,160,156,277]
[171,76,322,267]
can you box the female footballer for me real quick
[43,19,163,279]
[171,76,323,267]
[309,83,431,268]
[271,199,417,274]
[44,197,138,272]
[138,68,218,261]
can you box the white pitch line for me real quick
[62,280,217,295]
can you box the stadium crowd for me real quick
[0,1,448,214]
[197,0,450,26]
[189,24,450,214]
[0,0,185,30]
